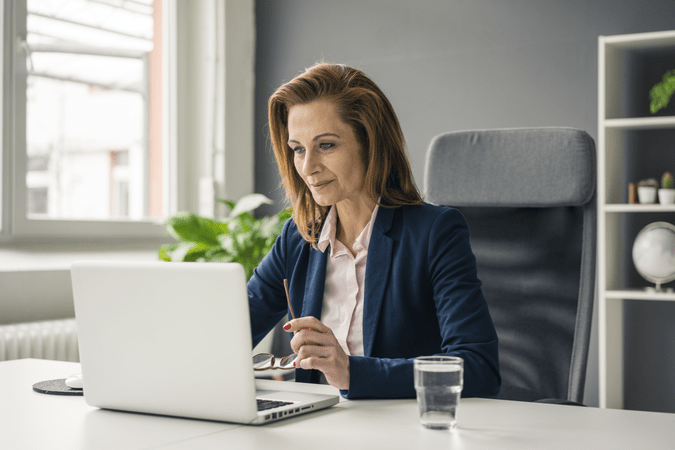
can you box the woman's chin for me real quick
[309,191,337,207]
[311,196,334,207]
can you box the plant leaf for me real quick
[650,69,675,114]
[170,242,216,262]
[229,194,273,217]
[160,195,293,281]
[169,242,195,262]
[217,199,236,212]
[183,242,215,262]
[206,251,235,262]
[215,221,229,235]
[277,207,293,221]
[259,216,278,238]
[218,234,236,254]
[158,244,177,261]
[236,212,256,232]
[165,212,222,246]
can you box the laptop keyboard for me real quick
[257,398,293,411]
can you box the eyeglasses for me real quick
[253,352,298,371]
[252,279,298,371]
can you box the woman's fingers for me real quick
[295,344,350,390]
[284,317,332,353]
[295,343,331,365]
[282,317,350,390]
[289,328,331,353]
[283,316,329,334]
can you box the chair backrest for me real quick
[424,128,596,403]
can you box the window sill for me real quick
[0,239,167,271]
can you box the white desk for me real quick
[3,359,675,450]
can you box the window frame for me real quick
[1,0,254,242]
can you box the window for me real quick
[26,0,159,222]
[1,0,254,241]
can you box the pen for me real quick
[283,279,296,320]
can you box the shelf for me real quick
[605,289,675,302]
[604,204,675,213]
[598,30,675,410]
[603,116,675,130]
[601,30,675,49]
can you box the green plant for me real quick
[159,194,293,280]
[649,69,675,114]
[662,172,674,189]
[638,178,659,188]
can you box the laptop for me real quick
[70,260,339,425]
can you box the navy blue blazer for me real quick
[247,202,500,399]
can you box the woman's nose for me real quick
[302,149,321,174]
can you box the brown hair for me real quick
[268,63,422,247]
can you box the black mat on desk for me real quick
[33,378,84,396]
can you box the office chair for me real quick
[424,128,596,404]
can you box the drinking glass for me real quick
[414,355,464,430]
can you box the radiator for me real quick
[0,319,79,362]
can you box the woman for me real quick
[247,63,500,399]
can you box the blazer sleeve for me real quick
[247,219,294,348]
[343,208,500,399]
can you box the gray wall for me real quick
[254,0,675,412]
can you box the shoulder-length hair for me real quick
[268,63,422,247]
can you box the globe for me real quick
[632,222,675,291]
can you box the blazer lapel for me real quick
[302,246,328,319]
[362,206,395,357]
[294,245,327,385]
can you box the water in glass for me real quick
[414,361,463,430]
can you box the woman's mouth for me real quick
[311,180,333,190]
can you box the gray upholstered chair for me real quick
[424,128,596,404]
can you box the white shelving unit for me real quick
[598,30,675,409]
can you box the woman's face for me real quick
[287,99,369,208]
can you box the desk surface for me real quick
[2,359,674,450]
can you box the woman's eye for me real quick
[292,146,305,154]
[319,142,334,150]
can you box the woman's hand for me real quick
[284,317,350,390]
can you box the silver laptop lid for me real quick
[71,261,259,423]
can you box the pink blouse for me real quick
[317,203,380,357]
